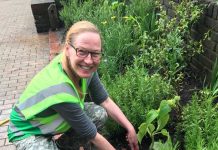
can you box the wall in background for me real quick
[162,0,218,80]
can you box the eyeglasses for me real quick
[68,43,102,61]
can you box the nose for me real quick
[83,53,93,64]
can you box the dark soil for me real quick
[177,69,203,106]
[108,132,150,150]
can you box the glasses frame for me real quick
[68,43,103,61]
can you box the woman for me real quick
[8,21,139,150]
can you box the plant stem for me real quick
[149,135,154,150]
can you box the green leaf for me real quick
[137,123,148,144]
[161,129,169,137]
[148,124,155,136]
[158,101,171,119]
[213,89,218,96]
[167,96,180,107]
[157,114,169,131]
[146,109,159,124]
[111,1,119,10]
[153,135,178,150]
[153,141,166,150]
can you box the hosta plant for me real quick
[137,96,180,150]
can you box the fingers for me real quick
[126,134,139,150]
[133,143,139,150]
[131,141,139,150]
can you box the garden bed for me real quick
[56,0,218,149]
[107,68,203,150]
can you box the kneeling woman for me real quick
[8,21,139,150]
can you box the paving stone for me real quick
[0,132,7,140]
[1,145,16,150]
[1,109,12,115]
[0,139,5,146]
[0,87,17,94]
[0,80,18,86]
[4,99,18,105]
[4,138,13,146]
[0,115,10,121]
[0,126,8,133]
[0,92,6,97]
[0,0,50,147]
[0,104,13,111]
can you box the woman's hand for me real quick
[101,98,139,149]
[101,98,139,150]
[126,127,139,150]
[91,132,115,150]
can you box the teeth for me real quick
[81,66,90,70]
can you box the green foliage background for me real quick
[181,91,218,150]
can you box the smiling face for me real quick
[65,31,102,79]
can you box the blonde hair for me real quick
[65,20,100,45]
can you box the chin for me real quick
[78,73,92,78]
[77,68,96,78]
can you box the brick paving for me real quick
[0,0,50,149]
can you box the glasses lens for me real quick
[70,43,102,60]
[91,53,102,60]
[77,49,88,58]
[77,49,102,60]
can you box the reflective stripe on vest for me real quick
[10,106,70,136]
[9,120,25,137]
[17,82,81,119]
[18,83,77,110]
[30,114,69,135]
[13,79,88,134]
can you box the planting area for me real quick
[57,0,218,149]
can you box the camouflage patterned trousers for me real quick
[13,102,108,150]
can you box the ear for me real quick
[64,43,70,57]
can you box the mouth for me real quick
[80,65,92,71]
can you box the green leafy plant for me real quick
[135,0,203,84]
[102,66,177,135]
[137,96,180,150]
[182,90,218,150]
